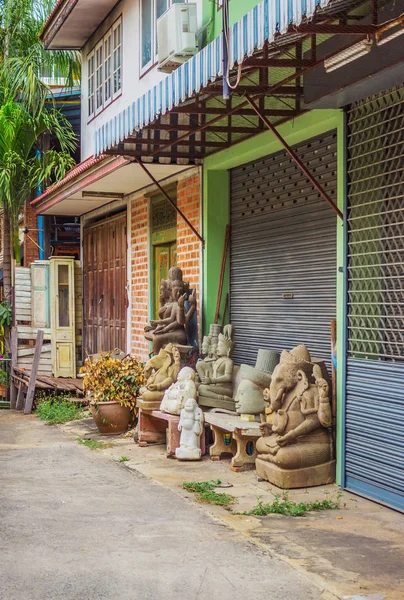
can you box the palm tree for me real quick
[0,0,80,301]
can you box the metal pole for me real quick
[245,95,343,220]
[222,0,230,100]
[133,158,205,246]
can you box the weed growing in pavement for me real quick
[119,456,130,462]
[36,395,86,424]
[77,437,115,450]
[183,480,236,507]
[240,490,344,517]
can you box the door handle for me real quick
[98,294,104,304]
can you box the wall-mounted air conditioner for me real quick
[157,3,198,73]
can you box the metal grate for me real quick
[347,85,404,362]
[230,131,337,367]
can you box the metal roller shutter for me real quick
[345,86,404,511]
[230,131,337,367]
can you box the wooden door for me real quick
[83,213,127,356]
[153,242,177,319]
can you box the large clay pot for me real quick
[0,384,7,398]
[90,401,131,435]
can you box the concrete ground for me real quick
[1,411,403,600]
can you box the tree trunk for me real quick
[2,207,12,302]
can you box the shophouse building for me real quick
[34,0,403,511]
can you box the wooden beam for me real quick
[82,191,125,199]
[244,58,314,68]
[10,327,18,409]
[135,124,259,134]
[170,106,296,116]
[245,95,343,220]
[296,23,377,34]
[206,85,304,96]
[105,149,203,160]
[24,329,44,414]
[126,138,229,148]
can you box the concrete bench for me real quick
[138,408,206,457]
[204,412,261,472]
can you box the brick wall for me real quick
[23,199,39,267]
[130,196,150,360]
[129,171,202,360]
[176,173,202,340]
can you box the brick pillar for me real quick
[176,172,202,341]
[130,196,150,361]
[23,199,39,267]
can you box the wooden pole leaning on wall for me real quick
[24,329,44,414]
[10,327,18,409]
[214,224,231,324]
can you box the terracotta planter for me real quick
[90,401,131,435]
[0,384,7,398]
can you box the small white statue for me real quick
[160,367,197,415]
[175,398,204,460]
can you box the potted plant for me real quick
[81,353,145,435]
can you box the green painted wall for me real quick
[203,0,262,43]
[203,109,346,485]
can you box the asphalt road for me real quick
[0,411,321,600]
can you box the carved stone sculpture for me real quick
[137,343,181,411]
[255,345,335,488]
[234,349,279,416]
[144,267,197,355]
[160,366,197,415]
[196,326,221,382]
[175,398,204,460]
[198,326,235,411]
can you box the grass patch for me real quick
[119,456,130,462]
[240,491,343,517]
[183,480,236,507]
[77,437,115,450]
[36,396,85,425]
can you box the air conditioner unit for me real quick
[157,3,198,73]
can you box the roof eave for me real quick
[40,0,80,49]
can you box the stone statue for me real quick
[144,267,197,355]
[196,333,219,382]
[234,350,279,416]
[255,345,335,488]
[160,366,197,415]
[176,398,204,460]
[137,343,181,411]
[198,326,235,411]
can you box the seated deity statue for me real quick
[144,267,197,354]
[255,344,334,488]
[176,398,204,461]
[137,343,181,411]
[160,367,197,415]
[197,326,235,411]
[196,334,218,382]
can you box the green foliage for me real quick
[0,369,10,386]
[0,301,12,328]
[36,394,85,424]
[183,480,236,507]
[81,353,145,412]
[241,491,343,517]
[119,456,130,462]
[77,437,115,451]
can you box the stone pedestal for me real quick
[255,458,336,489]
[137,398,163,412]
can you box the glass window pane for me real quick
[58,264,70,328]
[142,0,152,67]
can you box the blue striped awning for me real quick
[94,0,332,156]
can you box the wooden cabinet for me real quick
[50,257,76,377]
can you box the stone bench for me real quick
[204,412,261,472]
[138,408,206,457]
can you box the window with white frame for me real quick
[141,0,181,72]
[87,16,122,119]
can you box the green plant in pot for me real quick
[81,353,145,435]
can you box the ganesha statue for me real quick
[255,345,335,488]
[137,343,181,411]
